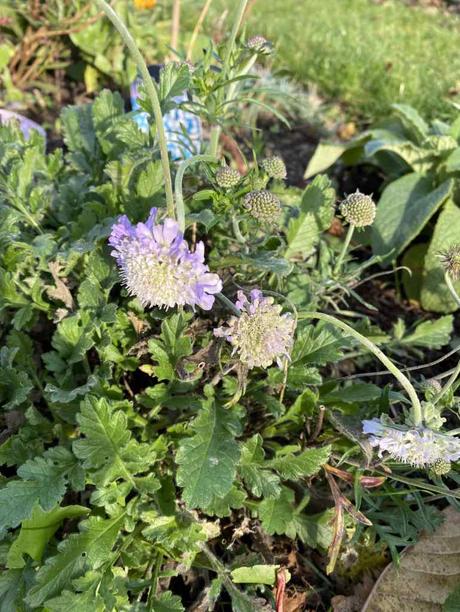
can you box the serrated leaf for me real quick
[421,199,460,312]
[0,451,74,530]
[258,487,295,535]
[7,504,89,569]
[239,435,281,499]
[267,446,330,480]
[372,174,452,259]
[25,513,125,607]
[291,323,346,365]
[286,508,334,549]
[401,315,453,349]
[73,396,156,486]
[151,591,185,611]
[285,174,335,259]
[363,506,460,611]
[176,402,240,509]
[206,486,247,518]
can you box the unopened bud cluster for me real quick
[261,156,287,180]
[215,166,241,189]
[340,191,376,228]
[430,458,451,476]
[243,190,281,223]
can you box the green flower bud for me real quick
[430,458,451,476]
[243,190,281,224]
[215,166,241,189]
[439,244,460,281]
[261,156,287,180]
[246,35,272,54]
[340,191,376,228]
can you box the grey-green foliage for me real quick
[305,104,460,312]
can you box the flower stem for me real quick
[433,358,460,406]
[186,0,214,61]
[299,311,423,426]
[444,271,460,309]
[175,154,216,232]
[334,224,355,276]
[208,0,248,156]
[94,0,175,218]
[217,292,241,316]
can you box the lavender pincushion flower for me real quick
[362,418,460,468]
[214,289,295,369]
[109,208,222,310]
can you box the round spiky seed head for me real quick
[340,191,376,228]
[261,156,287,180]
[439,244,460,281]
[243,190,281,223]
[215,166,241,189]
[247,35,272,54]
[430,458,452,476]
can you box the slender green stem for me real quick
[433,359,460,406]
[217,292,241,316]
[445,271,460,309]
[208,0,249,156]
[299,311,423,425]
[94,0,174,218]
[232,217,246,243]
[334,224,355,276]
[174,154,216,231]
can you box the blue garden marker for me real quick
[130,64,202,160]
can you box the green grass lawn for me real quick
[226,0,460,122]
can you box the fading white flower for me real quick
[362,418,460,468]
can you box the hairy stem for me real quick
[299,311,423,426]
[334,224,355,276]
[217,292,241,316]
[175,154,216,232]
[94,0,175,218]
[445,271,460,309]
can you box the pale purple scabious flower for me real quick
[214,289,296,369]
[109,208,222,310]
[362,418,460,468]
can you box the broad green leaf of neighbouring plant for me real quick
[176,401,241,509]
[421,199,460,312]
[25,513,125,607]
[372,174,453,259]
[7,504,89,569]
[73,396,156,487]
[239,435,281,499]
[150,591,185,611]
[285,174,335,259]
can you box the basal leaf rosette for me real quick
[214,289,296,369]
[109,208,222,310]
[363,418,460,470]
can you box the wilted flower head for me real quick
[243,190,281,224]
[439,244,460,281]
[340,191,376,228]
[246,35,272,54]
[215,166,241,189]
[362,419,460,468]
[109,208,222,310]
[214,289,296,369]
[261,156,287,180]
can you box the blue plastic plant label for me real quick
[130,65,202,160]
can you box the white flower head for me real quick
[362,419,460,468]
